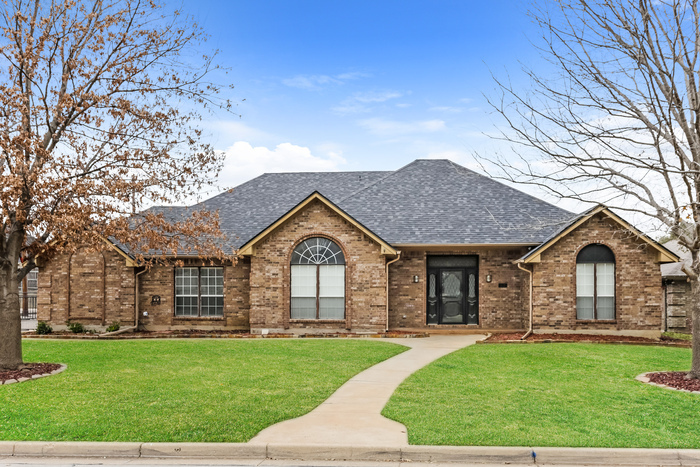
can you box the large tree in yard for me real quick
[487,0,700,378]
[0,0,233,370]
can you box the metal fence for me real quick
[20,294,37,320]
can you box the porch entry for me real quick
[426,256,478,325]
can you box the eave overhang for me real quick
[516,205,680,264]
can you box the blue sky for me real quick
[184,1,551,195]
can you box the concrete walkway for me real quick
[250,334,486,447]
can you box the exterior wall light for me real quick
[413,275,419,283]
[486,274,492,283]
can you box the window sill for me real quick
[290,319,346,323]
[575,319,617,324]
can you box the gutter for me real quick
[517,262,534,340]
[385,251,402,332]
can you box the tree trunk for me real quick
[688,277,700,380]
[0,266,23,370]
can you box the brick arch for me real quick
[68,246,106,325]
[284,233,351,330]
[574,241,618,262]
[286,232,351,265]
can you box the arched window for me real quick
[576,244,615,320]
[291,237,345,320]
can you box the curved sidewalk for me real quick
[250,334,486,446]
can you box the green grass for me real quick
[662,331,692,341]
[1,339,406,442]
[383,343,700,448]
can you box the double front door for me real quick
[426,256,478,325]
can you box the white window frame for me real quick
[175,267,224,317]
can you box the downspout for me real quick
[385,251,402,332]
[100,266,146,337]
[517,262,533,340]
[662,279,668,333]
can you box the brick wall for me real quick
[38,248,135,328]
[137,259,250,331]
[531,213,663,333]
[664,280,692,333]
[388,247,530,330]
[248,199,387,333]
[39,248,250,331]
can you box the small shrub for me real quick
[36,321,52,335]
[66,320,84,334]
[106,321,120,333]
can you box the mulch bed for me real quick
[23,329,428,339]
[0,363,62,384]
[485,332,672,344]
[647,372,700,392]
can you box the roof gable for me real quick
[237,191,398,257]
[518,205,680,264]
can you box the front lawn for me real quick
[1,339,406,442]
[383,343,700,448]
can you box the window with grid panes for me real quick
[290,238,345,320]
[175,267,224,317]
[576,244,615,320]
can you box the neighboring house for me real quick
[19,269,38,320]
[36,159,679,336]
[661,240,693,333]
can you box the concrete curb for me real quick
[1,442,700,464]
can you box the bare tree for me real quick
[0,0,234,370]
[484,0,700,378]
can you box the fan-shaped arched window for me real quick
[576,244,615,320]
[291,238,345,320]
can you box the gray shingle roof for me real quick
[661,240,691,279]
[196,171,389,249]
[195,159,574,249]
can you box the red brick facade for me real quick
[388,247,530,331]
[38,247,135,328]
[37,209,666,336]
[530,213,663,335]
[247,199,387,333]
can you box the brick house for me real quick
[37,159,679,336]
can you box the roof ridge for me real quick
[445,159,576,216]
[337,159,422,203]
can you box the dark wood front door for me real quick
[427,256,478,325]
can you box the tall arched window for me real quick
[576,244,615,320]
[291,237,345,320]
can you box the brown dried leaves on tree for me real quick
[0,0,235,369]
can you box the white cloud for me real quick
[429,106,463,113]
[282,72,370,90]
[218,142,346,187]
[332,90,403,115]
[358,118,446,136]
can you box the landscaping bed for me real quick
[484,332,690,346]
[383,343,700,448]
[1,339,406,442]
[23,329,428,339]
[646,372,700,392]
[0,363,62,384]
